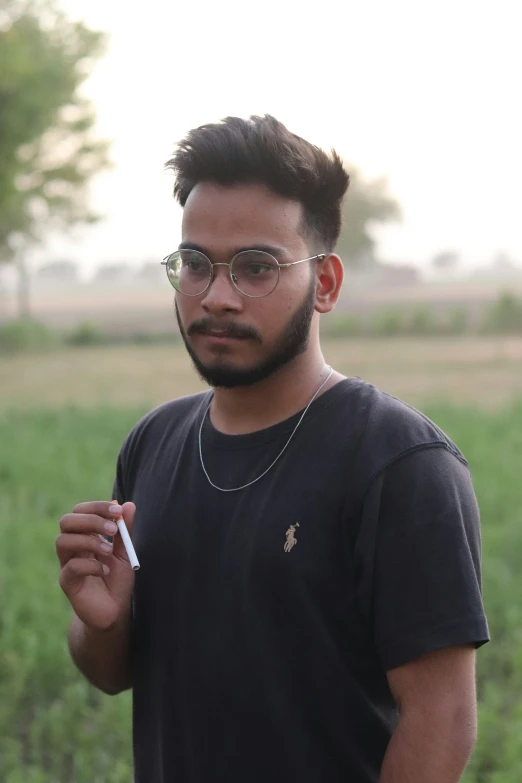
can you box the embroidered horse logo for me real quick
[284,522,300,553]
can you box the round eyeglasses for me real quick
[161,249,326,298]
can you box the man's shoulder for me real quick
[120,391,210,456]
[140,391,210,427]
[347,378,467,476]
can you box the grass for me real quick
[0,407,140,783]
[1,340,522,780]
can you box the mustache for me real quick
[187,318,261,342]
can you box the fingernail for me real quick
[109,504,122,516]
[100,542,113,553]
[104,521,118,534]
[102,565,110,575]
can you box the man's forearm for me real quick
[68,613,132,695]
[380,707,477,783]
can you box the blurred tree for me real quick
[431,249,460,273]
[0,0,110,309]
[336,168,401,269]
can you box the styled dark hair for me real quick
[165,115,350,251]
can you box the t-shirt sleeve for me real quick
[111,433,131,505]
[111,466,124,506]
[362,445,490,671]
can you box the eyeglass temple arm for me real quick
[278,254,326,268]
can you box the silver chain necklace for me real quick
[198,366,333,492]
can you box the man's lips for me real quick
[200,331,248,340]
[192,328,251,339]
[187,321,261,342]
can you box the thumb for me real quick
[121,501,135,534]
[112,501,136,560]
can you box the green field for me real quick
[2,337,522,410]
[1,340,522,781]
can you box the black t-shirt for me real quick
[113,377,489,783]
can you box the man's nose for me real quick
[200,264,243,313]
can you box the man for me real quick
[56,115,489,782]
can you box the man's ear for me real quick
[315,254,344,314]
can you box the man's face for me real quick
[175,182,319,388]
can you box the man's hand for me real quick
[57,500,136,631]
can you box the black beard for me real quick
[175,279,316,388]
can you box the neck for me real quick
[208,350,340,436]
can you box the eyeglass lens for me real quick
[165,250,280,297]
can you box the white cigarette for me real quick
[116,516,140,571]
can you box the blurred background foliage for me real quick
[0,0,109,306]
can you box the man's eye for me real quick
[183,260,202,272]
[248,264,271,275]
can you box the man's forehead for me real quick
[181,182,306,251]
[184,182,301,224]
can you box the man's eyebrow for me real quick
[177,242,289,259]
[234,244,289,258]
[178,241,209,254]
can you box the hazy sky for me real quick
[37,0,522,274]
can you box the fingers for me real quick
[56,532,113,568]
[60,512,119,537]
[58,500,137,570]
[72,500,123,518]
[59,557,110,594]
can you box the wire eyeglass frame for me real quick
[161,249,326,298]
